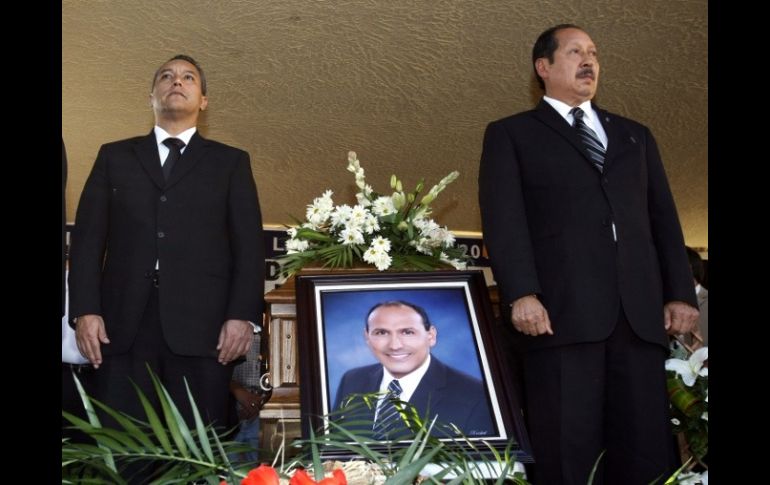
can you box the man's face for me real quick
[536,27,599,106]
[150,59,208,118]
[365,305,436,379]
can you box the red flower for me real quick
[289,468,347,485]
[241,464,281,485]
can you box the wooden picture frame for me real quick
[295,270,533,461]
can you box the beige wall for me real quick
[63,0,707,250]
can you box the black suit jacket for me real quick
[479,100,696,350]
[69,131,265,357]
[333,357,495,437]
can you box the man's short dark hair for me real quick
[532,23,583,90]
[365,300,433,331]
[151,54,207,95]
[685,246,704,284]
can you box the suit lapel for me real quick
[593,104,638,174]
[366,365,384,391]
[134,131,165,189]
[164,131,209,188]
[363,366,384,421]
[533,99,598,172]
[410,357,446,414]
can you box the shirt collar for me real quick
[543,96,597,126]
[153,125,197,148]
[380,354,432,403]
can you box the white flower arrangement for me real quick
[279,151,467,276]
[666,344,708,471]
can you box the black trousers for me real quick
[523,308,674,485]
[91,285,234,432]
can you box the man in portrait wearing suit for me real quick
[478,25,699,484]
[333,300,495,439]
[69,54,265,434]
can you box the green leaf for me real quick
[63,367,247,483]
[296,228,334,242]
[185,380,215,462]
[308,426,325,481]
[587,450,605,485]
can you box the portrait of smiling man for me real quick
[332,300,495,439]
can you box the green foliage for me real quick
[62,368,250,484]
[62,371,707,483]
[295,395,531,484]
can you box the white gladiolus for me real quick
[355,192,372,207]
[280,152,465,275]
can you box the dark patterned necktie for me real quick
[372,379,403,439]
[162,137,185,180]
[570,107,605,172]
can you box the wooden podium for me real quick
[257,269,500,456]
[258,273,303,456]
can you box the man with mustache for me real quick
[69,54,265,449]
[478,25,698,484]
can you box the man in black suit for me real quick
[478,25,699,484]
[69,55,265,432]
[333,300,495,438]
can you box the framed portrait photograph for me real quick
[295,270,533,461]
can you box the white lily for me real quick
[677,471,706,485]
[665,347,708,387]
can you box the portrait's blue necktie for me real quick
[372,379,403,439]
[571,107,605,172]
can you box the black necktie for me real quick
[372,379,403,439]
[570,107,605,172]
[162,138,185,180]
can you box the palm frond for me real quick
[62,368,247,483]
[294,397,530,484]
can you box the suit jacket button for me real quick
[157,231,165,238]
[160,195,167,202]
